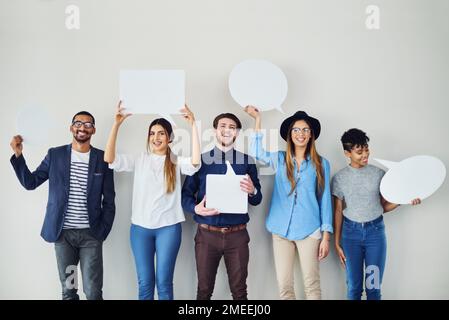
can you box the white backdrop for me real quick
[1,0,448,299]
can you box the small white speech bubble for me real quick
[119,69,185,124]
[229,59,287,113]
[16,104,54,146]
[375,155,446,204]
[206,161,248,214]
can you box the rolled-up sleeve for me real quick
[247,161,262,206]
[108,154,136,172]
[178,156,201,176]
[320,159,333,233]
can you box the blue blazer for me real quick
[10,144,116,243]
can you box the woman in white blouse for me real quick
[104,101,200,300]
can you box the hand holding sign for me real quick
[194,196,219,217]
[206,161,248,214]
[10,135,23,157]
[180,104,195,126]
[114,100,132,126]
[375,155,446,204]
[240,174,255,195]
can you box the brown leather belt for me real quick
[199,223,246,234]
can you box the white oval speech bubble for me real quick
[16,104,54,146]
[229,59,287,112]
[375,156,446,204]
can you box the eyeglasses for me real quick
[291,127,311,135]
[72,121,95,129]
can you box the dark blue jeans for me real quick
[341,216,387,300]
[54,228,103,300]
[130,223,182,300]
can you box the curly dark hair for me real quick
[341,128,370,151]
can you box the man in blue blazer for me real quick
[10,111,115,300]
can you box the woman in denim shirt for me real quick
[245,106,333,300]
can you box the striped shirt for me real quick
[63,149,90,229]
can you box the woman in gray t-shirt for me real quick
[331,128,421,300]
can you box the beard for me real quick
[73,130,91,143]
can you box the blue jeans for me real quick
[341,216,387,300]
[130,223,182,300]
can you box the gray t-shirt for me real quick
[331,164,386,223]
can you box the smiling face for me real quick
[70,114,96,143]
[215,117,239,148]
[290,120,312,149]
[149,124,169,154]
[345,144,370,168]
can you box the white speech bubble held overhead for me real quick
[119,69,185,124]
[16,104,55,146]
[375,156,446,204]
[229,59,287,112]
[206,161,248,214]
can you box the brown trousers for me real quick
[194,226,250,300]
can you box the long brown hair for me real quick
[285,120,324,196]
[147,119,177,194]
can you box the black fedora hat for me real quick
[280,111,321,141]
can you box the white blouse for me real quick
[109,152,200,229]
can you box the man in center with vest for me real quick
[182,113,262,300]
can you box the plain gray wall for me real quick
[1,0,448,299]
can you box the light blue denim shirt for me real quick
[250,132,333,240]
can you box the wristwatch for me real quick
[249,188,258,197]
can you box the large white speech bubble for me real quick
[229,59,287,112]
[375,156,446,204]
[119,69,185,124]
[206,161,248,214]
[16,104,54,146]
